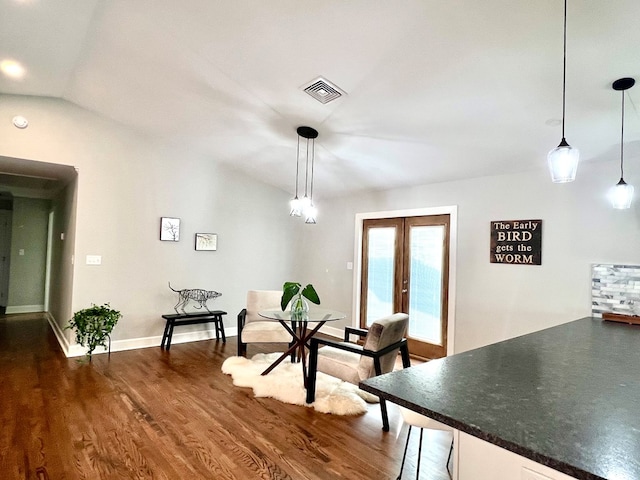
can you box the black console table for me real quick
[160,311,227,350]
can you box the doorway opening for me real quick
[0,156,77,321]
[354,206,457,359]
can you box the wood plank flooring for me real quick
[0,313,452,480]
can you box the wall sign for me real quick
[490,219,542,265]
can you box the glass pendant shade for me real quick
[610,179,634,209]
[300,195,311,213]
[289,196,302,217]
[304,203,317,224]
[548,138,579,183]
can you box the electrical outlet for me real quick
[522,467,553,480]
[86,255,102,265]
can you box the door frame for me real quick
[353,205,458,356]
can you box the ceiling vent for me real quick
[302,77,346,104]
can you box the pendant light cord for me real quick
[303,137,310,197]
[309,138,315,201]
[620,90,625,178]
[561,0,567,139]
[294,135,300,197]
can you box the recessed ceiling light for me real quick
[0,59,26,79]
[12,116,28,129]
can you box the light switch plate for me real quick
[86,255,102,265]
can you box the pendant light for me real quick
[289,134,302,216]
[289,126,318,223]
[610,77,635,209]
[547,0,579,183]
[305,134,317,224]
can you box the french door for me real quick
[360,215,450,359]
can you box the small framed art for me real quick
[160,217,181,241]
[195,233,217,251]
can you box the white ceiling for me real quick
[1,0,640,200]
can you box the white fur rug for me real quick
[222,352,377,415]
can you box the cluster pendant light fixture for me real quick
[289,126,318,224]
[548,0,580,183]
[610,77,635,209]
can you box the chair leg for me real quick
[446,438,454,478]
[416,427,424,480]
[396,425,412,480]
[380,397,390,431]
[398,426,451,480]
[238,340,247,358]
[306,339,319,404]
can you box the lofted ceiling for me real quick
[1,0,640,200]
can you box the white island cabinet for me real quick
[457,432,578,480]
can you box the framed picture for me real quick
[160,217,181,241]
[195,233,217,251]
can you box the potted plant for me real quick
[281,282,320,318]
[66,303,122,360]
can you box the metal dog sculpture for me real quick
[169,282,222,314]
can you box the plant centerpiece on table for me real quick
[65,303,122,361]
[281,282,320,319]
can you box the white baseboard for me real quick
[320,324,343,339]
[63,325,239,358]
[45,312,71,356]
[6,304,45,314]
[47,317,343,358]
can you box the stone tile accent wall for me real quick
[592,264,640,317]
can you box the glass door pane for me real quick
[403,214,449,359]
[365,226,396,327]
[407,225,444,345]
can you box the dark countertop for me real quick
[360,317,640,480]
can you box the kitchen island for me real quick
[360,317,640,480]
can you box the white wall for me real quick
[48,177,77,333]
[2,93,638,355]
[0,94,299,344]
[301,160,640,353]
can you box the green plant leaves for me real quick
[301,284,320,305]
[65,303,122,358]
[281,282,301,311]
[280,282,320,310]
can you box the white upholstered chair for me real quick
[236,290,293,357]
[306,312,410,431]
[397,407,454,479]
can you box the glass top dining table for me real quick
[258,308,346,323]
[258,308,346,385]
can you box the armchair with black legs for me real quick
[237,290,294,358]
[306,312,410,431]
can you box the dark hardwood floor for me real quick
[0,313,452,480]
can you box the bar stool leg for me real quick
[446,438,454,478]
[396,425,412,480]
[416,427,424,480]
